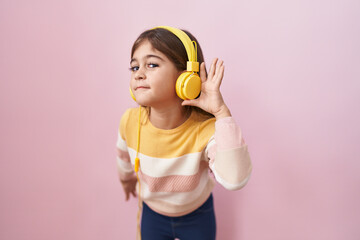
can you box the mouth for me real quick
[135,86,150,90]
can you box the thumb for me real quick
[131,190,137,198]
[182,99,199,107]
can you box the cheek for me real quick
[162,78,177,93]
[129,76,135,87]
[166,70,181,87]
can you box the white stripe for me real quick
[116,132,128,151]
[139,170,212,205]
[127,147,205,177]
[204,135,215,156]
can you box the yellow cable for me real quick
[136,171,142,240]
[135,106,142,240]
[134,106,141,172]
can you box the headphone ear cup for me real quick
[176,72,188,100]
[129,87,137,101]
[176,72,201,100]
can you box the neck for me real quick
[149,104,191,130]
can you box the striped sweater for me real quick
[116,107,252,217]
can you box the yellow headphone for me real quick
[129,26,201,101]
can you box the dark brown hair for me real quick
[131,28,206,73]
[131,27,213,118]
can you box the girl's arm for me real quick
[116,132,138,200]
[116,132,135,182]
[183,58,252,190]
[206,117,252,190]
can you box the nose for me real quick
[134,67,146,80]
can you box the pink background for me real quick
[1,0,359,239]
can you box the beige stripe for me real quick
[213,145,252,187]
[213,169,252,190]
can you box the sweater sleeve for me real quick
[116,109,135,181]
[207,117,252,190]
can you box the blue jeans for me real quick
[141,194,216,240]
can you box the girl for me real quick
[116,26,252,240]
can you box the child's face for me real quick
[130,40,183,107]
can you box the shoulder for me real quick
[119,107,139,139]
[191,109,216,141]
[120,107,140,124]
[122,107,138,119]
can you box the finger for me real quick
[131,190,137,198]
[125,192,130,201]
[213,60,224,82]
[208,58,218,79]
[217,65,225,86]
[199,62,207,83]
[181,99,200,108]
[214,64,225,87]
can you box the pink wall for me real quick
[1,0,359,239]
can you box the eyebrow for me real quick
[130,54,165,64]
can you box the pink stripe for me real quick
[117,148,131,162]
[140,161,208,193]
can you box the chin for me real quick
[134,98,151,107]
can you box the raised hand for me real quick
[182,58,231,119]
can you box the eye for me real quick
[148,63,159,68]
[129,66,139,72]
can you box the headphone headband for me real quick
[153,26,199,72]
